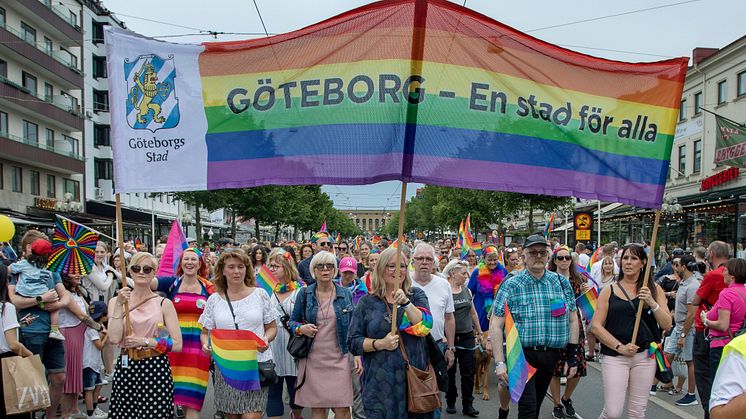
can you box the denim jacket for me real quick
[289,283,354,354]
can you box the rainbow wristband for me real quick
[154,337,173,354]
[399,306,433,336]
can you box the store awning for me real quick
[6,215,53,227]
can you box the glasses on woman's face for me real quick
[315,263,336,271]
[555,255,572,262]
[130,265,154,274]
[385,263,408,271]
[318,242,331,248]
[339,247,348,252]
[268,264,282,271]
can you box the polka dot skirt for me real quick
[109,354,174,419]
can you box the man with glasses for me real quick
[490,234,580,419]
[298,232,336,284]
[663,254,700,404]
[338,242,349,258]
[411,243,456,418]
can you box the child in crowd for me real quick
[82,301,109,419]
[9,239,100,340]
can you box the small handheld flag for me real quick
[543,212,555,238]
[256,265,281,296]
[576,287,599,321]
[157,220,188,277]
[587,247,602,271]
[505,304,536,403]
[211,329,266,391]
[320,220,327,232]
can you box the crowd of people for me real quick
[1,227,746,419]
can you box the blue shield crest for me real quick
[124,54,180,132]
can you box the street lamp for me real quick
[562,208,572,245]
[661,195,683,251]
[54,192,83,213]
[180,213,193,236]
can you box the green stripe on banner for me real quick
[204,97,674,160]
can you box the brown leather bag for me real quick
[399,339,441,413]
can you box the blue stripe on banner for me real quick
[205,124,666,185]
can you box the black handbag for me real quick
[425,334,449,392]
[285,291,314,359]
[224,292,278,387]
[617,285,672,384]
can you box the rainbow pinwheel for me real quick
[47,219,98,275]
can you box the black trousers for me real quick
[693,330,711,419]
[519,348,561,419]
[446,332,476,408]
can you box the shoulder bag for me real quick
[224,291,277,387]
[286,290,314,359]
[616,285,672,384]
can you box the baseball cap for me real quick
[524,234,549,248]
[672,248,685,257]
[339,257,357,273]
[31,239,52,256]
[89,301,108,321]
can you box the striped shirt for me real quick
[493,269,576,348]
[269,288,301,377]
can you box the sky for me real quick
[102,0,745,210]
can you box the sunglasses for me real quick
[318,242,331,247]
[505,247,518,253]
[339,247,348,251]
[314,263,336,271]
[555,255,572,261]
[130,265,154,274]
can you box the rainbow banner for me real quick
[256,265,281,296]
[105,0,687,208]
[576,287,599,321]
[543,212,555,238]
[505,304,536,403]
[211,329,266,391]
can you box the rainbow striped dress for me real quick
[157,276,214,411]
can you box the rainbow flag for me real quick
[576,264,600,290]
[320,221,327,233]
[461,214,475,259]
[256,264,280,296]
[457,220,465,249]
[371,235,381,245]
[105,1,687,209]
[576,287,599,321]
[210,329,266,391]
[335,232,341,245]
[587,247,602,271]
[505,304,536,403]
[157,220,188,277]
[543,212,555,238]
[649,341,670,373]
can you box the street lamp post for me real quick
[562,208,572,245]
[661,195,683,253]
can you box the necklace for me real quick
[275,280,301,294]
[317,288,335,326]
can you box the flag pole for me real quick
[115,194,133,352]
[391,182,408,334]
[631,210,661,344]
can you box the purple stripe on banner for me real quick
[408,156,665,208]
[207,153,404,189]
[207,154,663,208]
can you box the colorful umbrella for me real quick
[47,218,98,275]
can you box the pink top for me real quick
[119,296,164,348]
[707,283,746,348]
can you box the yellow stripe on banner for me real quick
[200,59,678,135]
[173,375,209,387]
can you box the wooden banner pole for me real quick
[631,210,661,345]
[391,182,408,334]
[115,194,133,345]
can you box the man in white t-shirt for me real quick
[709,334,746,418]
[575,243,590,268]
[590,243,619,282]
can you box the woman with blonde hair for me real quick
[108,252,182,419]
[199,250,277,419]
[347,247,436,418]
[266,248,304,419]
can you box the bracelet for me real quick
[651,303,660,313]
[401,300,411,307]
[615,343,622,351]
[371,339,378,351]
[154,337,173,354]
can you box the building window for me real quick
[739,71,746,97]
[0,111,7,134]
[92,55,107,78]
[46,174,55,198]
[46,128,54,150]
[11,166,22,192]
[0,7,5,28]
[64,178,80,201]
[693,139,702,173]
[0,163,3,189]
[44,83,53,102]
[93,90,109,112]
[20,22,36,45]
[63,135,79,157]
[22,72,37,95]
[678,145,686,176]
[0,60,6,78]
[94,158,113,186]
[59,48,77,68]
[679,99,686,121]
[30,170,39,196]
[23,120,38,146]
[694,92,702,115]
[92,21,106,44]
[94,124,110,147]
[717,80,727,105]
[44,37,52,55]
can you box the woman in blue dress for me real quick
[348,247,435,419]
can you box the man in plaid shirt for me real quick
[489,234,580,419]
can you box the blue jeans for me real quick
[433,340,448,418]
[266,376,302,417]
[21,331,66,373]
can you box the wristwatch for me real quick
[447,346,456,352]
[143,338,150,348]
[35,296,43,302]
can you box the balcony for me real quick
[0,77,83,131]
[0,23,83,87]
[19,0,82,45]
[0,131,84,174]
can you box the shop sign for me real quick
[574,211,593,241]
[700,167,740,191]
[34,197,57,210]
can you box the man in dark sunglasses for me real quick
[297,231,337,284]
